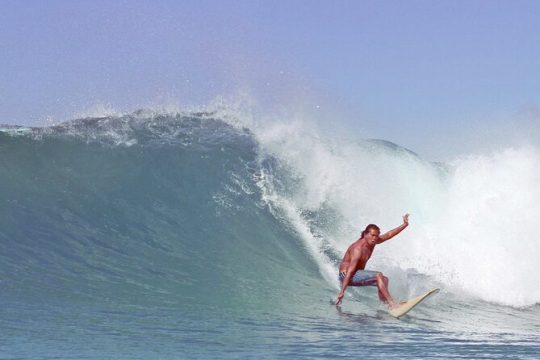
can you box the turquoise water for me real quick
[1,113,539,358]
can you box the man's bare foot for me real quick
[389,300,407,309]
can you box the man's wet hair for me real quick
[362,224,380,238]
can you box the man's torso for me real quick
[338,239,374,273]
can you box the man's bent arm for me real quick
[336,253,360,306]
[378,214,409,243]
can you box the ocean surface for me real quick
[1,111,539,359]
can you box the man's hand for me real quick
[336,291,345,306]
[403,213,409,225]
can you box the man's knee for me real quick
[376,272,388,283]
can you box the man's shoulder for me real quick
[349,242,363,253]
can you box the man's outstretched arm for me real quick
[378,214,409,243]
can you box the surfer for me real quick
[335,214,409,307]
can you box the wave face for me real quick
[1,111,540,313]
[0,114,322,316]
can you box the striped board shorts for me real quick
[338,270,379,286]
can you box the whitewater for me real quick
[1,110,539,358]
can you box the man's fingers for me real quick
[336,293,344,306]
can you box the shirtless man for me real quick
[335,214,409,307]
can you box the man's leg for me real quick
[346,270,400,307]
[375,272,397,307]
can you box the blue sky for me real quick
[1,1,539,159]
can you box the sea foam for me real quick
[253,120,540,307]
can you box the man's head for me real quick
[362,224,380,245]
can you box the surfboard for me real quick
[388,288,440,318]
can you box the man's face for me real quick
[365,229,380,245]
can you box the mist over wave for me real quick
[1,109,539,309]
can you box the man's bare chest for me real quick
[359,247,374,266]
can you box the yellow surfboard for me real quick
[388,288,440,319]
